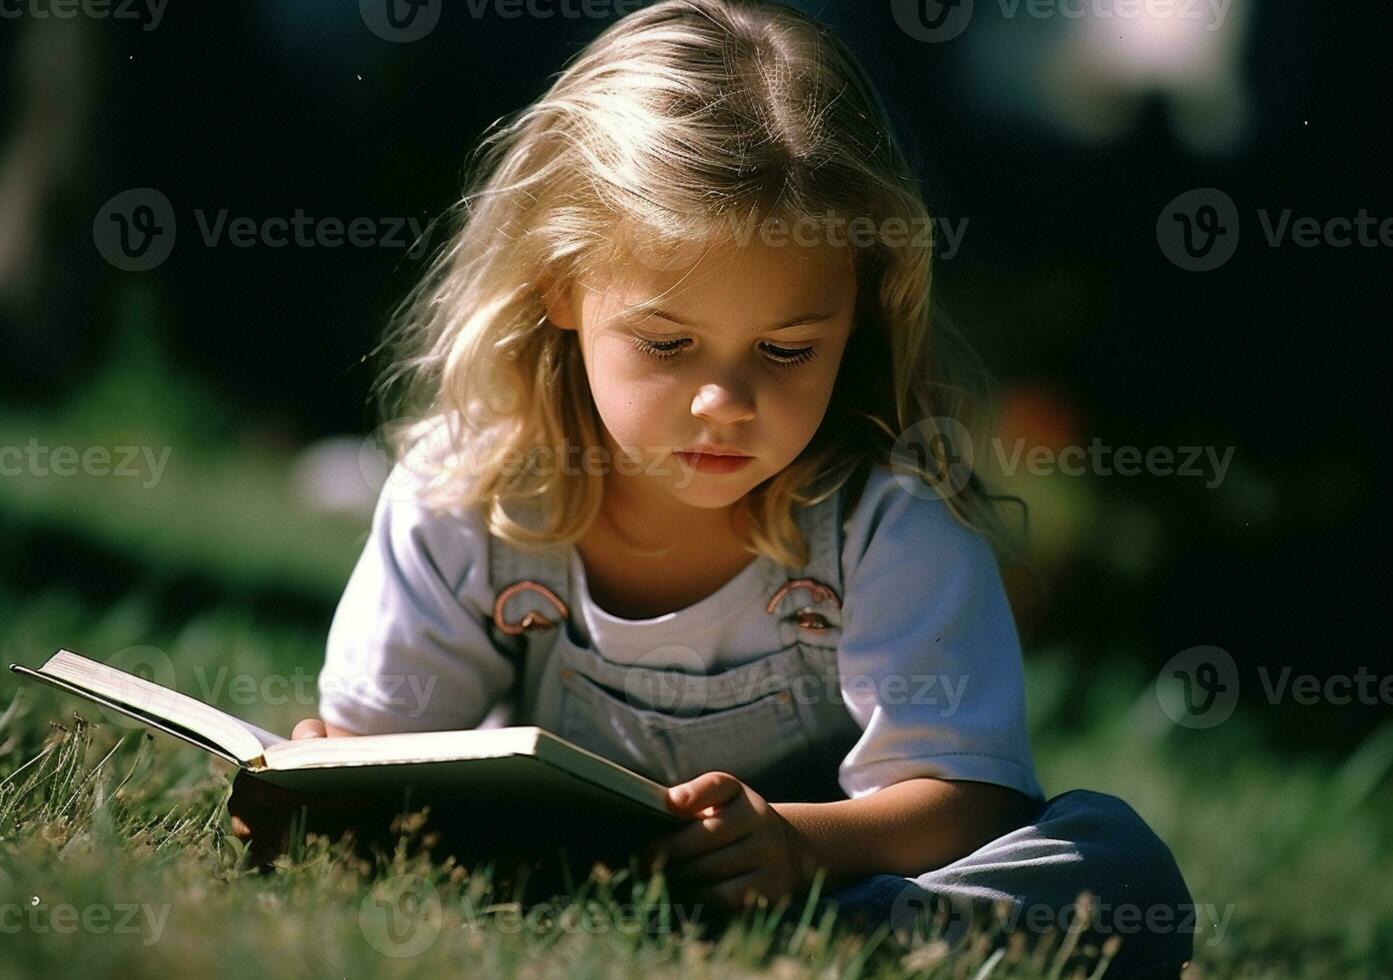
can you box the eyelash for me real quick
[629,336,819,369]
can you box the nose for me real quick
[691,379,756,426]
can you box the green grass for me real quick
[0,584,1388,979]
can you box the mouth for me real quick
[676,450,755,473]
[681,445,753,458]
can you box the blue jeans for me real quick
[816,790,1193,979]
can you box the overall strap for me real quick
[763,474,852,639]
[805,477,849,598]
[488,538,571,633]
[484,496,572,695]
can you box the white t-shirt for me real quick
[318,459,1043,802]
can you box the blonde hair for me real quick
[372,0,1024,569]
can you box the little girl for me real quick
[231,1,1191,974]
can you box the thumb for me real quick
[291,718,327,739]
[668,771,743,815]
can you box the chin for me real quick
[664,473,758,508]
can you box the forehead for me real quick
[589,234,857,318]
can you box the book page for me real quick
[261,725,673,816]
[19,649,276,764]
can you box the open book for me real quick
[10,649,687,838]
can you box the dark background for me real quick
[2,0,1389,749]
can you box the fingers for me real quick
[227,772,300,863]
[667,771,747,817]
[642,774,753,876]
[658,807,750,864]
[291,718,328,739]
[641,808,752,878]
[666,834,759,884]
[227,800,291,867]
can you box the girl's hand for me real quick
[227,717,363,867]
[639,771,817,913]
[288,717,358,739]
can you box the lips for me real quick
[676,451,755,474]
[682,445,752,458]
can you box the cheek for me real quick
[583,334,678,439]
[764,370,837,439]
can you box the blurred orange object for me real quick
[997,383,1080,453]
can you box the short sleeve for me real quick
[835,465,1043,801]
[316,457,515,735]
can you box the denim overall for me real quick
[481,485,1195,978]
[483,481,863,805]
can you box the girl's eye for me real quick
[629,336,819,369]
[632,336,690,359]
[763,342,813,370]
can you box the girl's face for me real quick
[546,237,857,513]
